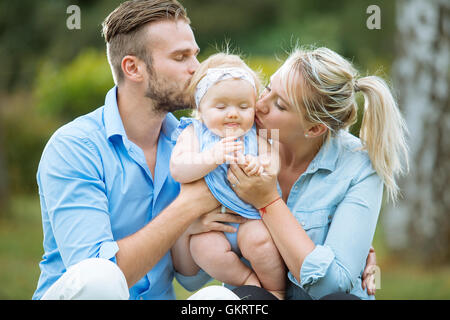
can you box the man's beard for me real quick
[144,66,193,114]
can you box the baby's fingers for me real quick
[224,154,238,164]
[223,141,243,153]
[221,136,239,143]
[256,165,265,176]
[244,160,260,176]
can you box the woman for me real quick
[226,46,409,300]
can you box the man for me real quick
[33,0,245,300]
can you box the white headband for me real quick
[194,67,257,108]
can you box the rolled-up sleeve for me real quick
[38,134,118,267]
[295,162,383,298]
[300,245,336,287]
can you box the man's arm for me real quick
[39,133,220,289]
[116,179,220,287]
[38,135,119,268]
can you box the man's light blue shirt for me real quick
[33,87,209,300]
[283,130,383,300]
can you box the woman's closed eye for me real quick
[275,100,286,111]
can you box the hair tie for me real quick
[354,80,361,93]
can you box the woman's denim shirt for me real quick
[283,130,383,300]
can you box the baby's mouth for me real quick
[224,122,240,127]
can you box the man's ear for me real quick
[121,55,145,83]
[306,123,328,138]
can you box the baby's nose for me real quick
[226,107,239,118]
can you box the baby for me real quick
[170,53,285,299]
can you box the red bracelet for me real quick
[258,197,282,217]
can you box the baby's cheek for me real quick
[244,109,256,126]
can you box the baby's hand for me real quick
[243,154,264,176]
[211,136,243,164]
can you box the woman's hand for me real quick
[361,246,377,295]
[186,206,247,236]
[227,151,280,209]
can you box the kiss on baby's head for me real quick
[186,53,262,138]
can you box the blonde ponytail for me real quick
[357,76,409,202]
[280,46,409,203]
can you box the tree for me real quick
[383,0,449,264]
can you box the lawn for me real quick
[0,194,448,300]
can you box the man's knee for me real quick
[42,258,129,300]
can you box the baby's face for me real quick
[199,79,256,138]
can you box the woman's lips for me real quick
[255,116,263,127]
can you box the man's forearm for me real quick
[116,195,201,288]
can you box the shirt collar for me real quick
[307,132,340,173]
[104,86,180,142]
[104,86,126,140]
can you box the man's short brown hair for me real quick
[102,0,190,84]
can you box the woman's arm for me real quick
[299,169,382,295]
[227,163,314,280]
[170,126,243,183]
[228,161,383,296]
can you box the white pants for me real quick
[188,285,240,300]
[41,258,129,300]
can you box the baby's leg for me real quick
[190,231,260,287]
[238,220,286,299]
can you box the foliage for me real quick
[1,0,398,197]
[0,93,61,194]
[34,49,114,122]
[1,0,395,92]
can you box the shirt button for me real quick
[301,221,306,226]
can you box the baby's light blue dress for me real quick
[171,117,261,253]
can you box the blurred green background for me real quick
[0,0,448,299]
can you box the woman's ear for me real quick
[305,123,328,138]
[121,55,146,83]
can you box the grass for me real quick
[0,194,449,300]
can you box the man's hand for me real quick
[187,206,247,235]
[179,178,220,216]
[171,205,247,277]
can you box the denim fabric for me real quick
[283,131,382,300]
